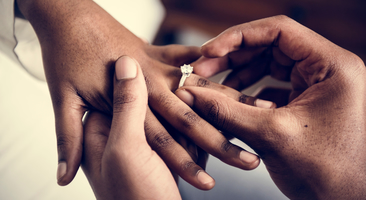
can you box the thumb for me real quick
[109,56,147,148]
[54,96,85,186]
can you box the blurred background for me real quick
[155,0,366,62]
[1,0,365,200]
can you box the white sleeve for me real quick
[0,0,20,65]
[0,0,166,81]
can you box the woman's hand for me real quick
[82,56,181,200]
[17,0,263,188]
[178,16,366,199]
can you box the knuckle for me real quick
[238,94,249,103]
[204,99,229,130]
[56,133,80,154]
[238,94,256,106]
[113,91,138,114]
[57,135,71,152]
[150,133,174,151]
[201,44,213,56]
[181,160,197,171]
[181,111,200,128]
[273,15,292,23]
[219,140,233,154]
[347,52,364,68]
[156,93,174,110]
[275,14,288,20]
[196,77,210,87]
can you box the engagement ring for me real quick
[179,64,193,88]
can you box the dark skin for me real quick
[16,0,264,189]
[82,56,181,200]
[81,16,366,200]
[177,15,366,199]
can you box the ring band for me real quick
[179,64,193,88]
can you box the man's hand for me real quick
[177,16,366,199]
[17,0,263,189]
[82,56,182,200]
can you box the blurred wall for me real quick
[156,0,366,62]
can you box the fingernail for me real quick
[115,56,137,80]
[240,151,258,164]
[255,99,276,109]
[197,171,214,185]
[57,162,67,183]
[176,89,194,107]
[201,37,215,47]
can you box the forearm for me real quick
[16,0,146,109]
[16,0,145,65]
[16,0,103,39]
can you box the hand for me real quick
[17,0,262,188]
[82,56,181,200]
[176,15,366,199]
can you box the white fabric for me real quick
[0,49,95,200]
[0,0,165,199]
[0,0,19,64]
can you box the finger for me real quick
[272,46,294,67]
[228,47,268,68]
[164,120,205,167]
[145,108,215,190]
[54,94,86,186]
[269,61,292,82]
[255,87,292,108]
[81,111,111,185]
[178,136,199,162]
[192,47,266,78]
[290,66,308,101]
[184,74,276,109]
[201,15,345,87]
[183,73,243,99]
[191,56,229,78]
[201,15,315,62]
[165,65,247,103]
[176,86,291,151]
[146,45,201,67]
[222,53,271,91]
[269,47,294,81]
[150,89,260,171]
[109,55,147,148]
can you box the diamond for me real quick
[181,64,193,77]
[179,64,193,88]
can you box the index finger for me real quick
[201,15,318,62]
[175,86,291,153]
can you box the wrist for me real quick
[16,0,100,40]
[16,0,146,64]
